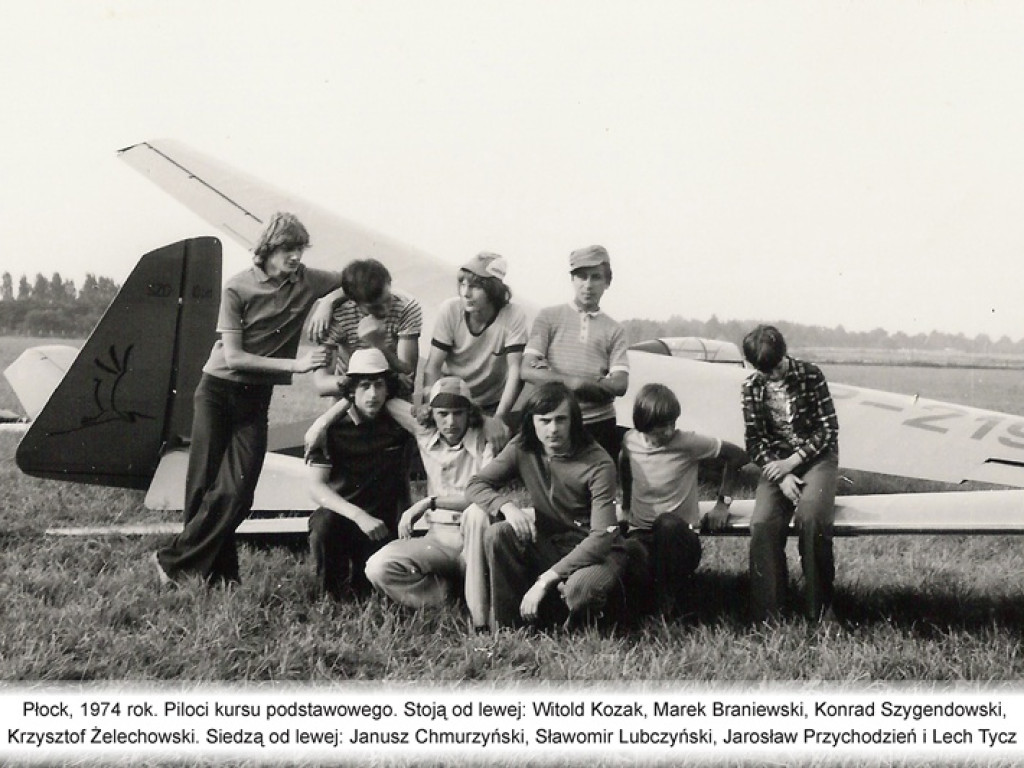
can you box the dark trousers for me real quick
[749,452,838,622]
[308,508,393,600]
[157,374,273,584]
[485,522,632,629]
[628,513,702,615]
[584,418,622,465]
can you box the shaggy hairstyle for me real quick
[742,324,788,374]
[570,262,613,285]
[632,383,682,433]
[341,259,392,304]
[458,269,511,311]
[518,382,590,455]
[252,212,310,267]
[415,400,485,431]
[338,370,401,403]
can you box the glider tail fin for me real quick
[15,237,221,489]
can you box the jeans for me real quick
[749,451,838,622]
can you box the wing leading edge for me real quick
[120,139,1024,490]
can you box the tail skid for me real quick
[15,238,221,489]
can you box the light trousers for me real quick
[364,504,492,627]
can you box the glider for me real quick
[6,139,1024,536]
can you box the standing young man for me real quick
[306,348,413,599]
[466,383,631,629]
[741,325,840,623]
[521,245,630,461]
[153,212,343,586]
[314,258,422,398]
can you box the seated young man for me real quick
[306,348,413,600]
[619,383,748,617]
[362,377,494,629]
[466,382,632,629]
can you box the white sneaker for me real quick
[150,551,172,587]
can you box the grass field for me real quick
[3,334,1024,691]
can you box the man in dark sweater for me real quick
[466,382,632,628]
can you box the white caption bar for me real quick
[1,687,1021,761]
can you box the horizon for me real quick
[3,2,1024,341]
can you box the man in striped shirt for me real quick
[741,324,840,624]
[522,245,629,461]
[314,258,422,399]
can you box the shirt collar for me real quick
[254,264,302,285]
[570,301,603,318]
[424,426,484,458]
[347,405,366,426]
[752,356,796,385]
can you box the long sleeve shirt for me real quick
[465,435,620,579]
[741,356,840,467]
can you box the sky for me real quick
[2,0,1024,341]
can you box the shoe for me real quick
[150,551,173,587]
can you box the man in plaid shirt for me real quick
[741,325,839,624]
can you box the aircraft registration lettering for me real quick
[971,416,1003,441]
[861,400,903,412]
[828,385,857,400]
[997,422,1024,450]
[902,404,968,434]
[145,282,174,298]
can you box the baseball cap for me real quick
[428,376,473,409]
[460,252,508,282]
[569,244,611,272]
[347,348,389,376]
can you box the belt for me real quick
[425,509,462,526]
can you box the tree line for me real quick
[2,271,1021,355]
[0,272,120,337]
[621,315,1024,356]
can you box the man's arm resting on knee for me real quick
[307,464,388,540]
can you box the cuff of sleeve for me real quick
[538,569,561,585]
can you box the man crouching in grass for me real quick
[306,348,412,600]
[466,382,634,629]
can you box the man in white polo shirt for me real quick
[521,245,630,461]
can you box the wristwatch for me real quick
[718,495,733,507]
[429,496,437,511]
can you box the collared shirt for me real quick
[203,264,343,385]
[525,303,630,424]
[741,356,839,467]
[430,297,528,409]
[324,290,422,375]
[415,424,493,501]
